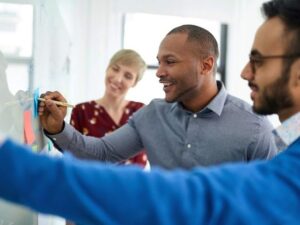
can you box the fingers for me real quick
[45,99,67,120]
[38,91,67,116]
[38,91,67,134]
[44,91,67,102]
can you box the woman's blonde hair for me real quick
[108,49,147,83]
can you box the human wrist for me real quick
[44,121,65,135]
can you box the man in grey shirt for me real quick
[39,25,277,169]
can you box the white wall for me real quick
[53,0,265,99]
[227,0,265,101]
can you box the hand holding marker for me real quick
[33,89,74,118]
[38,97,74,108]
[34,89,74,109]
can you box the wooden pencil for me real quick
[38,98,74,108]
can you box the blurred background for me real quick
[0,0,278,113]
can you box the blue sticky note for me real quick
[33,88,39,118]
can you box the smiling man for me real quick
[38,25,277,169]
[242,17,300,122]
[157,27,219,111]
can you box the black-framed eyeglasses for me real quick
[249,52,300,73]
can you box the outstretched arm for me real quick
[0,138,297,225]
[46,122,143,162]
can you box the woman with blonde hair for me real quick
[70,49,148,167]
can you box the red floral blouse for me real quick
[70,100,147,167]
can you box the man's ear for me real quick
[201,56,215,75]
[289,59,300,105]
[291,59,300,87]
[290,59,300,109]
[297,72,300,85]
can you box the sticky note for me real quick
[24,110,35,145]
[33,88,39,118]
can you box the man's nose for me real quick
[156,65,166,78]
[241,62,254,81]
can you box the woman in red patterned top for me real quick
[70,49,148,167]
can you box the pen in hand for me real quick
[38,98,74,108]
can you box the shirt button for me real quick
[187,144,191,148]
[193,114,197,118]
[53,138,57,141]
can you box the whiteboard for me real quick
[0,52,40,225]
[0,0,70,223]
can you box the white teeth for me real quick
[110,82,121,90]
[161,81,172,86]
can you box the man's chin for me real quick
[252,105,274,115]
[164,96,176,103]
[165,98,174,103]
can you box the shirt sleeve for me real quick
[0,138,297,225]
[46,122,143,162]
[247,117,278,160]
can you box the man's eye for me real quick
[250,56,263,67]
[166,60,175,64]
[253,59,263,67]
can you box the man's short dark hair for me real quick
[262,0,300,27]
[167,24,219,59]
[262,0,300,55]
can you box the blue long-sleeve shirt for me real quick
[0,137,299,225]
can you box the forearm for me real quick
[0,139,207,225]
[46,123,142,162]
[0,139,105,224]
[0,138,290,225]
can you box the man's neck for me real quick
[278,108,300,123]
[182,81,219,112]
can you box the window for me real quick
[0,2,33,94]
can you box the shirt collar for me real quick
[205,81,227,116]
[170,81,227,115]
[272,112,300,151]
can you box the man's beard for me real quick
[253,70,294,115]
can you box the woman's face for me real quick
[105,63,139,98]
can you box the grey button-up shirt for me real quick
[48,82,277,169]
